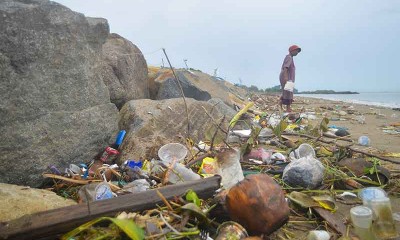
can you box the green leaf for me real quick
[61,217,145,240]
[229,102,254,128]
[185,189,201,207]
[271,117,288,140]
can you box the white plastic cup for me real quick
[158,143,188,163]
[296,143,316,159]
[161,161,201,184]
[350,206,373,228]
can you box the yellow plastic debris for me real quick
[198,157,218,177]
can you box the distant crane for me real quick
[183,59,189,69]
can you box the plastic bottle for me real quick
[358,136,370,146]
[114,130,126,148]
[162,161,201,184]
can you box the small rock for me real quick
[335,129,350,137]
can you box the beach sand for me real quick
[288,96,400,174]
[294,96,400,153]
[249,93,400,172]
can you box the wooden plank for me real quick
[0,176,221,240]
[313,207,356,237]
[313,207,347,235]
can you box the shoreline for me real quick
[294,92,400,109]
[292,95,400,154]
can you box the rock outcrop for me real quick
[148,68,244,107]
[118,98,231,161]
[0,0,119,186]
[0,183,76,222]
[102,33,149,109]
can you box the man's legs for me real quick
[286,104,292,112]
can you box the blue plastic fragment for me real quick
[79,163,89,179]
[125,160,143,169]
[328,125,348,131]
[115,130,126,147]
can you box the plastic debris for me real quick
[358,136,370,146]
[283,156,325,189]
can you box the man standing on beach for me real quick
[279,45,301,112]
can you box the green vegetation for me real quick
[235,84,298,93]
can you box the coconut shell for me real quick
[225,174,289,235]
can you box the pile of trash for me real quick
[3,93,400,240]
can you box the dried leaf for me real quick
[287,191,319,209]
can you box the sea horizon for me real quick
[294,92,400,109]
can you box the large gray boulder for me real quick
[148,68,245,107]
[0,0,119,186]
[153,70,212,101]
[207,98,236,118]
[102,33,149,109]
[118,98,230,161]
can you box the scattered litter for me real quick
[21,93,400,240]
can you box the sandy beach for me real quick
[294,96,400,153]
[276,95,400,176]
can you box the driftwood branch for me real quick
[162,48,190,139]
[283,133,400,164]
[210,115,225,152]
[347,146,400,164]
[201,106,228,134]
[0,176,221,240]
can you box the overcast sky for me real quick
[55,0,400,92]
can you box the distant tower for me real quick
[239,78,243,85]
[213,68,218,77]
[183,59,189,69]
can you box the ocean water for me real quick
[296,92,400,108]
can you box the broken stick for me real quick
[0,176,221,240]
